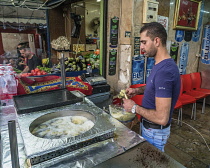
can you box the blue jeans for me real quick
[141,122,171,152]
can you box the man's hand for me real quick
[125,88,137,98]
[16,73,22,78]
[122,98,136,113]
[19,62,25,65]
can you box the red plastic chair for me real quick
[191,72,210,115]
[174,100,183,126]
[178,76,197,120]
[130,84,146,121]
[190,72,210,97]
[181,74,208,119]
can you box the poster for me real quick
[110,16,119,47]
[158,15,168,33]
[201,25,210,64]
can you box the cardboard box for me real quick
[73,44,85,53]
[86,44,97,51]
[57,52,69,59]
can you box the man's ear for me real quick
[154,37,161,47]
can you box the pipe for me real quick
[102,0,108,77]
[8,120,20,168]
[46,9,52,67]
[0,117,2,168]
[60,52,66,89]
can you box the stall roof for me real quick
[0,0,66,25]
[0,0,66,9]
[0,6,46,24]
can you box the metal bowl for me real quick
[29,110,96,139]
[109,104,135,122]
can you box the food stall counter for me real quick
[95,141,185,168]
[0,92,185,168]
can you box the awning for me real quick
[0,6,46,24]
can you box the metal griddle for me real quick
[13,90,116,166]
[13,89,83,114]
[17,107,115,166]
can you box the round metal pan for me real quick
[29,110,96,135]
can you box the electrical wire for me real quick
[24,0,49,11]
[2,6,25,31]
[172,118,210,152]
[26,10,35,24]
[23,0,66,11]
[2,6,34,31]
[8,0,68,14]
[16,6,20,31]
[1,4,45,31]
[43,0,66,9]
[8,0,67,11]
[11,0,27,7]
[2,6,18,30]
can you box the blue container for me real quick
[146,57,155,79]
[175,30,184,42]
[201,25,210,63]
[132,55,144,85]
[179,42,189,75]
[192,2,204,42]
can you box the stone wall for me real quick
[168,0,204,74]
[107,0,210,94]
[106,0,144,94]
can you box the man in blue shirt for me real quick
[123,22,180,152]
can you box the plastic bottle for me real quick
[86,64,92,74]
[4,72,17,101]
[0,71,8,106]
[0,72,5,101]
[9,73,17,96]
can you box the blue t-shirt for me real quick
[142,58,180,124]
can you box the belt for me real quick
[142,119,170,129]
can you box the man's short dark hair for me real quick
[18,47,26,51]
[17,42,29,50]
[140,22,167,46]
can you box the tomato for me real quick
[28,73,32,76]
[22,73,29,77]
[23,73,28,77]
[35,68,39,72]
[31,71,35,75]
[42,72,47,75]
[31,70,35,73]
[37,72,41,76]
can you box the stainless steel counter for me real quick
[0,94,185,168]
[95,141,185,168]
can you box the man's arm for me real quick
[136,97,171,125]
[123,97,171,126]
[126,85,146,98]
[22,66,29,73]
[135,85,146,95]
